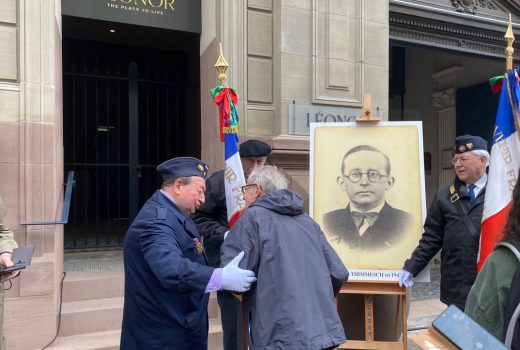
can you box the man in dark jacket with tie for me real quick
[323,144,413,250]
[399,135,489,310]
[120,157,256,350]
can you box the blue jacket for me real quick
[121,190,214,349]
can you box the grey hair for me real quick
[248,165,289,194]
[472,150,490,167]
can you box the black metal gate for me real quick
[63,38,198,250]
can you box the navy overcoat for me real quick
[121,190,214,349]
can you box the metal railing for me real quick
[21,171,75,225]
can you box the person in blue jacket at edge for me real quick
[120,157,256,350]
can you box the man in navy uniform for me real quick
[121,157,257,350]
[193,140,271,350]
[399,135,489,310]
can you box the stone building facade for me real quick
[0,0,518,348]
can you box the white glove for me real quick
[221,251,257,292]
[398,269,414,288]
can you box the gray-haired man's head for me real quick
[242,165,289,206]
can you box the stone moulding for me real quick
[389,14,520,59]
[452,0,498,14]
[432,89,456,111]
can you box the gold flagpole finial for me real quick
[215,43,229,86]
[505,13,515,72]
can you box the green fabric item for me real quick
[210,85,237,98]
[489,75,504,94]
[465,246,519,341]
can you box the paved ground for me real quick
[408,265,444,349]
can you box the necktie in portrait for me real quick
[351,211,378,236]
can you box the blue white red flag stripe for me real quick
[479,69,520,271]
[224,131,246,227]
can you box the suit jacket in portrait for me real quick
[323,202,413,250]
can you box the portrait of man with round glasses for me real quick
[322,144,414,251]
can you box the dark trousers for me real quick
[217,291,243,350]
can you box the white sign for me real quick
[289,102,384,135]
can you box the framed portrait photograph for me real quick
[309,121,427,281]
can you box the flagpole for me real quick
[504,16,520,135]
[505,13,515,72]
[214,44,249,350]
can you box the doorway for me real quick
[62,18,200,249]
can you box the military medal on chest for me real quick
[194,238,203,254]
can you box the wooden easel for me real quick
[356,93,380,122]
[336,99,407,349]
[337,280,408,350]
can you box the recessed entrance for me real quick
[62,17,200,250]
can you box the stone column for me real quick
[0,1,63,349]
[432,66,463,187]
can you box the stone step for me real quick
[60,268,221,339]
[47,317,223,349]
[45,330,121,350]
[60,293,220,336]
[60,297,123,337]
[63,271,124,302]
[62,271,220,317]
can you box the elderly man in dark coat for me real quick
[399,135,489,310]
[221,165,349,350]
[120,157,256,350]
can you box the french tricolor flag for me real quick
[224,132,246,227]
[211,84,246,228]
[479,68,520,271]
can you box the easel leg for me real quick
[241,298,248,350]
[394,296,401,340]
[365,294,374,341]
[401,294,408,350]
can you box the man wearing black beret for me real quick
[399,135,490,310]
[121,157,256,350]
[193,140,271,350]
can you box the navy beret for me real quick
[454,135,488,154]
[156,157,209,182]
[239,140,272,157]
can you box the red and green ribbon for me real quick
[210,85,239,142]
